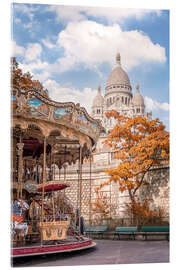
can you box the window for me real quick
[125,97,127,105]
[136,108,140,113]
[122,97,124,103]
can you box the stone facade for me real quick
[61,160,169,226]
[91,53,152,131]
[141,165,170,217]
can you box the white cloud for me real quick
[56,20,166,72]
[33,71,51,82]
[19,59,49,75]
[24,21,33,30]
[43,79,97,113]
[13,3,38,21]
[42,39,56,49]
[14,17,21,24]
[46,5,86,24]
[24,43,42,62]
[12,41,25,56]
[18,20,166,78]
[81,7,162,24]
[145,96,169,112]
[47,6,161,24]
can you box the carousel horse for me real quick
[11,199,29,243]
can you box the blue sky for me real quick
[11,2,169,129]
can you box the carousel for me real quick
[11,82,102,258]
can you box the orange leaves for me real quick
[11,57,47,96]
[124,198,165,222]
[101,111,169,202]
[91,187,110,218]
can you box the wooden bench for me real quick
[141,226,169,241]
[113,226,138,240]
[85,226,108,239]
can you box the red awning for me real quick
[37,183,69,192]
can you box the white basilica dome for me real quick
[105,53,132,97]
[106,66,131,87]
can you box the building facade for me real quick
[91,53,152,131]
[62,53,169,226]
[91,53,152,164]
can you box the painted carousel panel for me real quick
[54,107,73,120]
[27,97,49,117]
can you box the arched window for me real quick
[136,108,140,113]
[125,97,127,105]
[122,97,124,103]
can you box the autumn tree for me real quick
[91,187,111,223]
[11,57,48,97]
[98,111,169,208]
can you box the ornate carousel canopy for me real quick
[12,85,103,167]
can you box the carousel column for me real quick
[17,141,24,199]
[63,164,67,215]
[41,136,47,222]
[89,152,92,226]
[78,146,83,236]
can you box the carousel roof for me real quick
[12,84,103,166]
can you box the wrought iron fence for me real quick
[85,216,169,230]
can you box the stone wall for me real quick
[140,165,170,217]
[60,162,169,226]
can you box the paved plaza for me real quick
[12,239,169,267]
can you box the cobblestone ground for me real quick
[12,239,169,267]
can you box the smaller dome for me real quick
[132,84,145,106]
[92,85,104,107]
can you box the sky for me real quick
[11,1,169,130]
